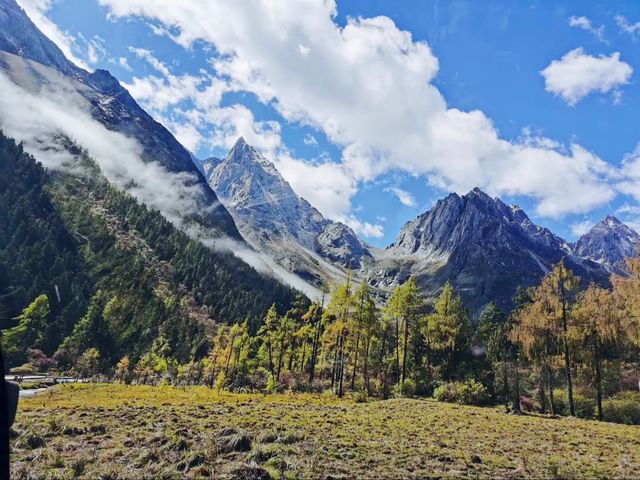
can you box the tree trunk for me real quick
[277,337,285,381]
[502,360,509,411]
[267,343,275,376]
[545,331,555,415]
[538,369,547,414]
[338,333,345,398]
[363,335,371,395]
[395,317,400,383]
[559,278,575,416]
[512,355,522,414]
[0,333,11,480]
[351,333,360,390]
[401,316,410,387]
[330,338,339,389]
[593,331,603,421]
[300,341,307,375]
[309,322,321,384]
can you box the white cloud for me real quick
[128,47,170,76]
[117,56,132,71]
[85,35,106,65]
[303,133,318,146]
[615,15,640,38]
[99,0,622,221]
[617,203,640,216]
[570,219,595,237]
[568,16,605,42]
[16,0,91,70]
[617,144,640,201]
[346,216,384,239]
[384,187,417,207]
[541,47,633,106]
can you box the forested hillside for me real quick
[0,132,299,368]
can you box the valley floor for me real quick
[11,384,640,479]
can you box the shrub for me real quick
[354,391,368,403]
[264,374,276,395]
[10,363,35,375]
[552,390,596,419]
[602,392,640,425]
[433,379,490,406]
[393,379,416,398]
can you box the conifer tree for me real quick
[574,284,624,420]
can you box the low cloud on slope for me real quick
[0,64,319,296]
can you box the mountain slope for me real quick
[0,131,298,368]
[201,138,372,284]
[574,216,640,275]
[370,188,610,315]
[0,0,241,241]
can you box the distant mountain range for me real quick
[200,138,638,314]
[1,0,638,320]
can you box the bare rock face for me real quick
[375,188,610,315]
[201,138,372,283]
[574,216,640,275]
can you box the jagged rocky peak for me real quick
[574,216,640,273]
[202,137,372,273]
[379,187,611,315]
[389,187,565,259]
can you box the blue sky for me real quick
[18,0,640,247]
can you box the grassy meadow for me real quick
[10,384,640,479]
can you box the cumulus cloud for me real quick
[16,0,91,70]
[98,0,622,220]
[385,187,417,207]
[568,16,605,42]
[541,48,632,105]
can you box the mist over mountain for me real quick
[0,0,240,241]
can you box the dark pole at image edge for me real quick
[0,333,10,479]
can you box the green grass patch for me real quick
[10,384,640,479]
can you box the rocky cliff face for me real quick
[201,138,372,284]
[371,188,610,315]
[574,216,640,275]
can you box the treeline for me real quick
[45,257,638,425]
[0,131,298,368]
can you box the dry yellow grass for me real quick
[11,384,640,479]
